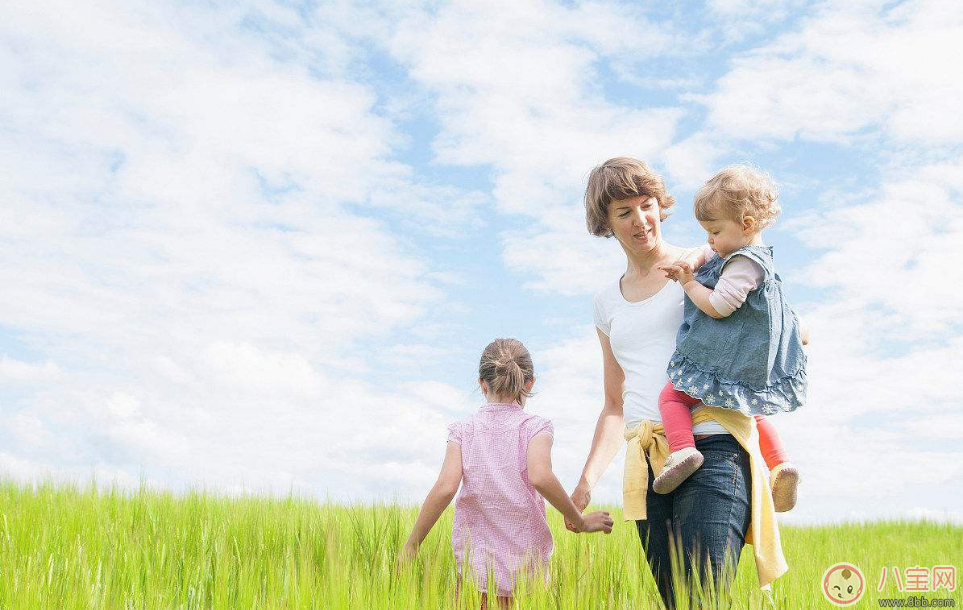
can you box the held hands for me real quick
[564,483,612,534]
[658,260,695,286]
[564,483,590,531]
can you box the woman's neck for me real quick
[623,240,673,278]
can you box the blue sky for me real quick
[1,0,961,524]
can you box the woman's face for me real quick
[607,196,663,254]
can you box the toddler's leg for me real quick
[754,415,789,470]
[754,415,800,512]
[653,382,705,494]
[659,383,702,452]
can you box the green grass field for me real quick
[1,480,959,609]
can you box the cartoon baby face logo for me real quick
[822,563,865,606]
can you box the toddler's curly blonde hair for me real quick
[694,165,781,229]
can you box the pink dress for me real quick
[447,402,554,595]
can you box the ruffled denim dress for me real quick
[667,245,807,416]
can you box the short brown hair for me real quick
[694,165,781,229]
[478,338,534,403]
[584,157,675,237]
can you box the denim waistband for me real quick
[694,433,742,452]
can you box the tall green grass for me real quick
[1,480,959,609]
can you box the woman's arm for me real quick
[568,329,627,524]
[528,435,613,534]
[797,313,810,345]
[400,441,463,559]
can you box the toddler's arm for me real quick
[528,435,613,534]
[706,256,764,317]
[400,441,463,559]
[659,255,763,319]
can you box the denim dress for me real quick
[667,245,807,416]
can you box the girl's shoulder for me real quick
[446,414,476,444]
[520,412,554,439]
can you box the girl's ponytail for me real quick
[479,339,534,403]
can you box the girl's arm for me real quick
[400,441,463,558]
[568,329,626,524]
[528,435,613,534]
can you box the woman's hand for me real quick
[565,483,592,531]
[658,261,695,285]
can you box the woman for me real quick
[568,157,786,608]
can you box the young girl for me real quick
[400,338,613,608]
[654,165,807,512]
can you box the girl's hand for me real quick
[580,510,614,534]
[658,262,695,285]
[396,542,418,569]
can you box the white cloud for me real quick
[699,0,963,144]
[389,0,684,217]
[792,166,963,337]
[0,0,478,497]
[385,0,693,298]
[662,132,728,192]
[501,213,626,296]
[0,357,62,383]
[204,342,324,396]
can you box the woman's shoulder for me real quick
[592,278,623,322]
[668,242,702,256]
[593,277,622,302]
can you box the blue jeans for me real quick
[635,434,752,609]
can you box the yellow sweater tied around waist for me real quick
[622,406,788,589]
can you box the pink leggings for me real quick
[659,381,788,470]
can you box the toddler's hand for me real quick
[580,510,614,534]
[658,261,695,285]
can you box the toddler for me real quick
[655,166,807,512]
[400,338,613,608]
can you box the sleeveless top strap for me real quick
[721,245,775,281]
